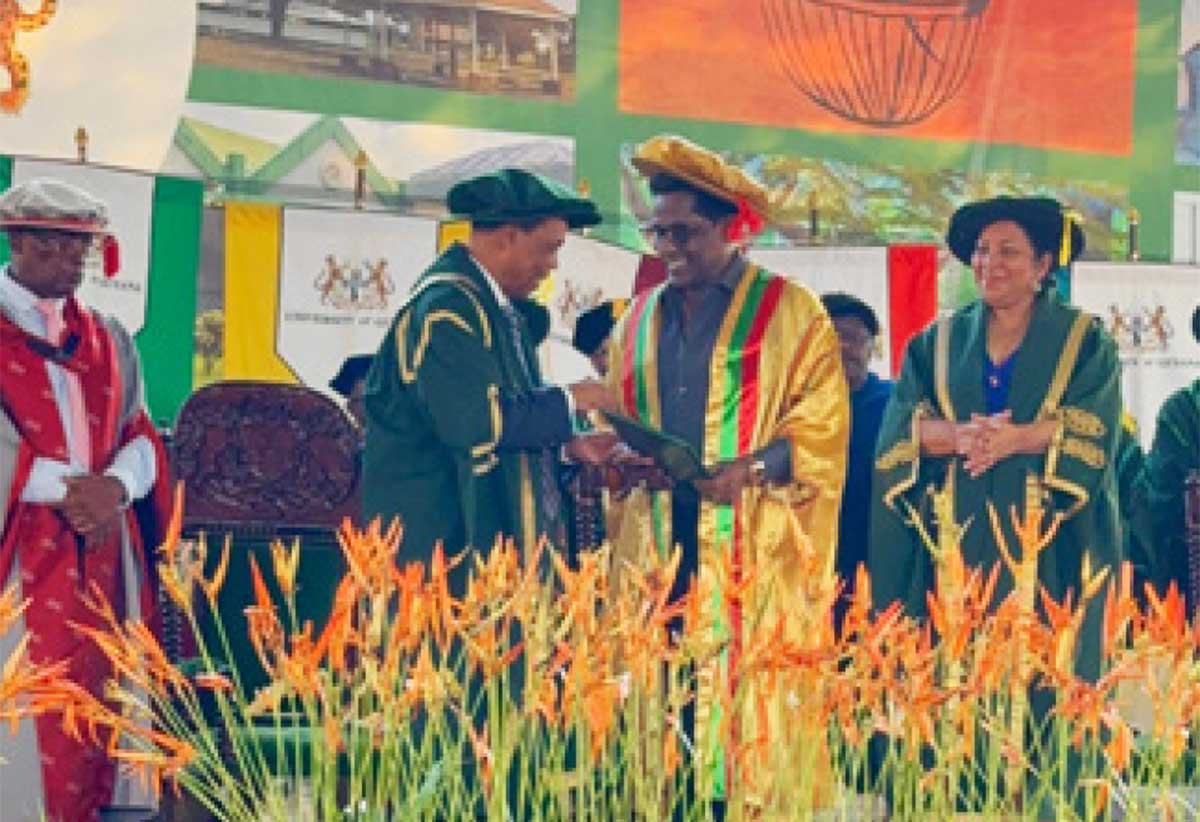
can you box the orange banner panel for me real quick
[619,0,1136,156]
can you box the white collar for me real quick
[0,264,64,316]
[468,252,511,310]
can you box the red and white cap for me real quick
[0,178,120,276]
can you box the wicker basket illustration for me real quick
[762,0,991,127]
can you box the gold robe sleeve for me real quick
[748,284,850,581]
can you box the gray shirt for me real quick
[656,254,791,502]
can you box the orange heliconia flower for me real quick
[193,671,233,693]
[269,537,301,599]
[197,534,231,605]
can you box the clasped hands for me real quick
[955,410,1024,478]
[52,474,127,547]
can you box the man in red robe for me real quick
[0,178,169,821]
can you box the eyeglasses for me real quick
[18,230,93,252]
[640,221,711,247]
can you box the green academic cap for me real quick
[446,168,601,229]
[947,196,1085,267]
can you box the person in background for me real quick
[820,292,893,623]
[1141,379,1200,602]
[362,168,619,591]
[329,353,373,429]
[0,179,171,821]
[571,298,628,377]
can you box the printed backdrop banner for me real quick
[2,2,194,169]
[1072,263,1200,447]
[12,158,155,334]
[749,246,894,378]
[541,233,641,382]
[278,208,437,390]
[620,0,1136,156]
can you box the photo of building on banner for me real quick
[194,0,578,101]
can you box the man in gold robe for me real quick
[604,135,849,810]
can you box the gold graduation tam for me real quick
[631,135,773,219]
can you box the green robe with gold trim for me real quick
[869,293,1122,678]
[362,243,559,585]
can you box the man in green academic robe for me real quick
[362,169,618,587]
[869,196,1123,680]
[1142,379,1200,601]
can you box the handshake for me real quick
[561,381,668,490]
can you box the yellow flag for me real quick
[223,202,298,383]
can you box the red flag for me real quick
[887,245,938,377]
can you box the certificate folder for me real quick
[601,411,711,483]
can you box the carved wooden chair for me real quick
[164,380,360,663]
[159,381,361,820]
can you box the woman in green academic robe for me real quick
[868,196,1122,679]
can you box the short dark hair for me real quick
[470,216,555,232]
[821,292,880,337]
[647,173,738,223]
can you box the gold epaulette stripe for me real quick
[876,440,919,472]
[1039,313,1092,418]
[394,274,493,383]
[1061,437,1106,469]
[1062,406,1106,439]
[412,310,474,372]
[472,453,498,475]
[933,317,955,421]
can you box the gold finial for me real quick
[74,127,89,163]
[576,178,591,198]
[353,150,368,210]
[807,190,819,245]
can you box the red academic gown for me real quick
[0,298,169,822]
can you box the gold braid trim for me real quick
[472,453,498,475]
[1061,437,1106,469]
[876,440,919,472]
[880,402,930,512]
[1037,313,1091,418]
[519,454,536,554]
[1037,313,1095,520]
[471,384,502,460]
[395,274,493,384]
[1062,406,1106,439]
[412,310,474,372]
[933,317,956,422]
[1121,410,1138,436]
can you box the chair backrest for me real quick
[171,381,361,532]
[165,381,359,676]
